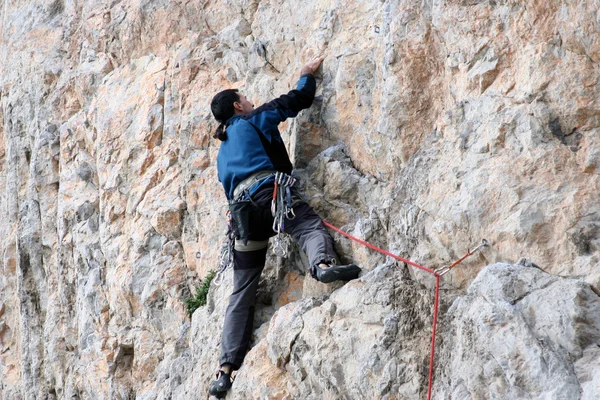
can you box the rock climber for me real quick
[207,56,362,397]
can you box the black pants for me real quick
[219,185,338,370]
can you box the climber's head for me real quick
[211,89,255,141]
[234,93,255,114]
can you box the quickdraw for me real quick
[271,172,296,258]
[434,239,489,277]
[212,210,235,287]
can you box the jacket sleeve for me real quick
[245,74,316,139]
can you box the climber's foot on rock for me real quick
[314,263,361,283]
[208,370,232,398]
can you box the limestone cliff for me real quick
[0,1,598,399]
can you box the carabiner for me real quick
[286,206,296,219]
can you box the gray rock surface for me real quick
[1,0,599,399]
[179,261,600,400]
[435,262,600,399]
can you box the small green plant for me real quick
[185,270,217,317]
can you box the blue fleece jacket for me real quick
[217,74,316,200]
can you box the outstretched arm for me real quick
[246,57,324,137]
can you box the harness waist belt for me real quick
[232,170,276,200]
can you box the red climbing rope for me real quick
[322,221,436,274]
[322,220,487,400]
[428,275,440,400]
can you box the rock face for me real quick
[435,261,600,400]
[228,262,600,400]
[137,261,600,400]
[0,1,599,399]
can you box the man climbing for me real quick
[208,56,361,398]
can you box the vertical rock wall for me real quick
[0,0,599,399]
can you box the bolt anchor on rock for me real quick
[435,239,490,277]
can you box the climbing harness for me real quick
[214,172,298,283]
[271,172,297,258]
[322,221,489,400]
[212,211,235,287]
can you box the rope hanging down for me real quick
[322,221,488,400]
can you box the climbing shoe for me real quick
[313,263,361,283]
[208,370,233,398]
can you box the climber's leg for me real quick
[283,202,361,282]
[219,242,268,370]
